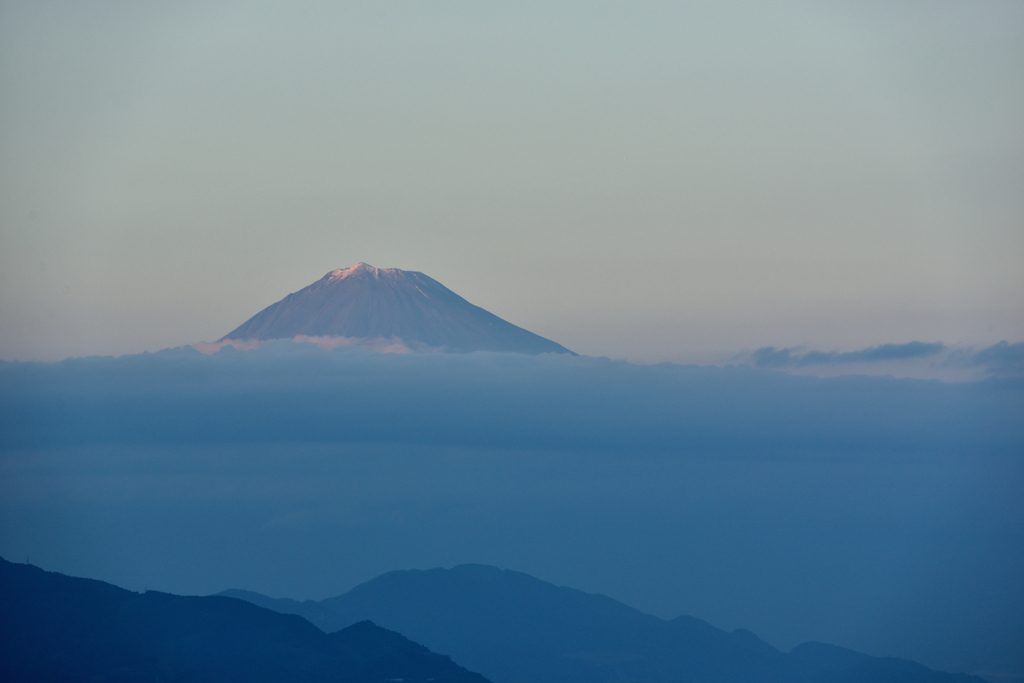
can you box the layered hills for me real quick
[220,263,574,355]
[222,564,986,683]
[0,557,489,683]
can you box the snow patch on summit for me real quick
[325,263,402,282]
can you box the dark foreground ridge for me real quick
[0,557,490,683]
[223,564,987,683]
[221,262,575,354]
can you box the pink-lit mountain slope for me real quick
[220,263,574,355]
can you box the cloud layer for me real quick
[2,343,1020,454]
[967,341,1024,376]
[751,341,946,367]
[2,343,1022,679]
[750,340,1024,377]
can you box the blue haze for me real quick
[2,344,1020,452]
[1,344,1022,680]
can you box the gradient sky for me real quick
[1,1,1022,362]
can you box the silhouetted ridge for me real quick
[221,263,574,354]
[222,564,987,683]
[0,556,489,683]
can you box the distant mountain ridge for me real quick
[220,263,574,355]
[221,564,987,683]
[0,557,489,683]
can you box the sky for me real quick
[1,0,1022,362]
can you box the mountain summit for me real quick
[220,263,574,355]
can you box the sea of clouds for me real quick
[2,342,1021,454]
[1,343,1022,681]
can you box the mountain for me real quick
[0,557,489,683]
[222,564,986,683]
[220,263,574,355]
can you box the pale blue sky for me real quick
[1,1,1022,361]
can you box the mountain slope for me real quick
[0,557,489,683]
[223,564,985,683]
[220,263,574,354]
